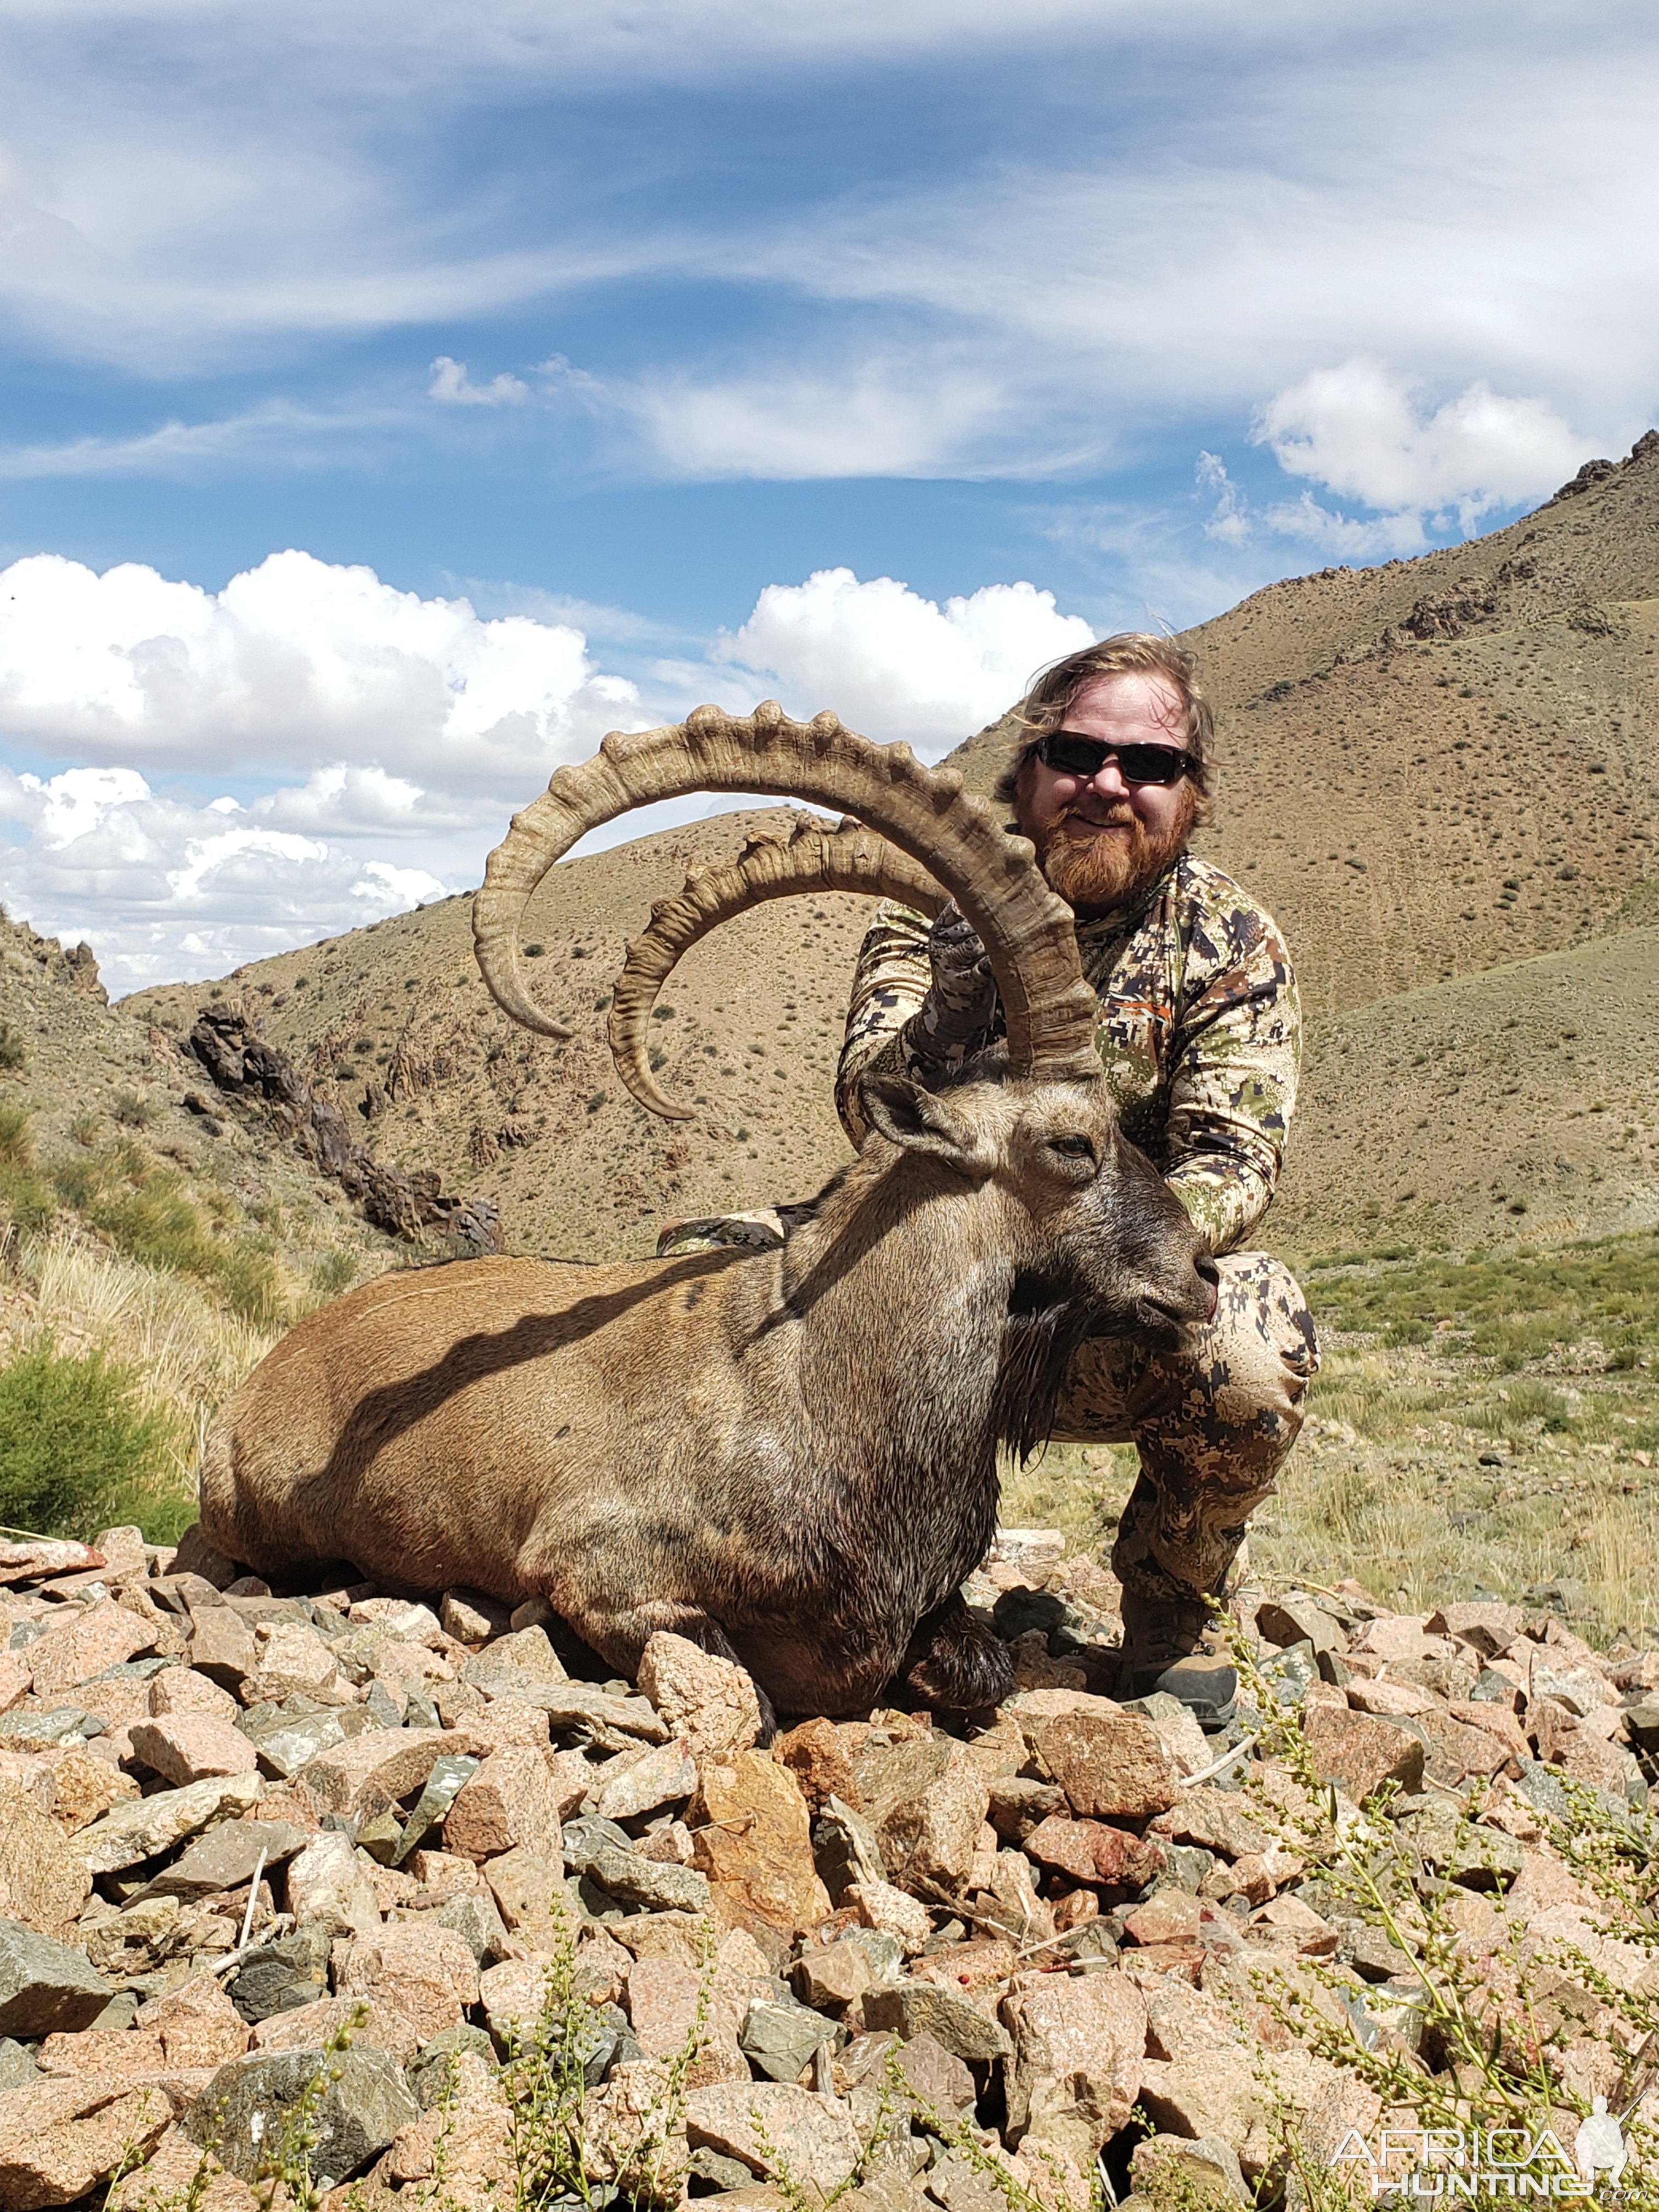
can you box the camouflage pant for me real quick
[657,1217,1317,1611]
[1051,1251,1319,1607]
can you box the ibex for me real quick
[200,707,1217,1716]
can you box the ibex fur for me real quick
[200,707,1217,1717]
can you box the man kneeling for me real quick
[669,634,1317,1722]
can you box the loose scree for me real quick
[200,706,1216,1717]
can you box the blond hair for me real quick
[994,633,1216,817]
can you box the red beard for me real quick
[1034,782,1198,916]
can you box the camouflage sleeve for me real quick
[1161,911,1301,1254]
[835,902,935,1147]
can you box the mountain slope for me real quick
[1268,924,1659,1257]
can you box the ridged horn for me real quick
[609,816,949,1119]
[473,703,1099,1112]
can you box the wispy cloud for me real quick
[0,398,405,478]
[428,355,529,407]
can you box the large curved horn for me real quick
[609,816,949,1119]
[473,702,1098,1105]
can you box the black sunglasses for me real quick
[1034,731,1197,786]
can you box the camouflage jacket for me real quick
[834,855,1301,1254]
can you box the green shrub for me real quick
[0,1113,53,1232]
[0,1023,25,1073]
[310,1249,359,1297]
[0,1104,30,1165]
[111,1088,156,1128]
[0,1340,177,1540]
[49,1145,284,1324]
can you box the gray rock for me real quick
[929,2149,1014,2212]
[605,2028,643,2078]
[814,1796,887,1901]
[688,2147,758,2192]
[594,1739,697,1823]
[560,1815,633,1871]
[391,1751,479,1865]
[861,1980,1012,2062]
[246,1711,349,1780]
[458,1658,667,1742]
[84,1656,178,1686]
[1255,1595,1345,1659]
[0,1920,112,2036]
[1132,2132,1250,2206]
[741,1997,834,2083]
[228,1928,331,2023]
[0,1707,104,1746]
[985,1776,1068,1844]
[1164,1844,1217,1893]
[406,2024,498,2109]
[0,2037,38,2090]
[1248,1641,1317,1711]
[187,2045,418,2187]
[352,1810,403,1866]
[432,1891,510,1965]
[129,1819,311,1903]
[1333,1918,1414,1983]
[406,1689,441,1731]
[363,1680,403,1730]
[840,1929,905,1984]
[89,1991,140,2030]
[586,1842,710,1913]
[1470,1669,1522,1706]
[1397,1804,1525,1890]
[73,1771,263,1872]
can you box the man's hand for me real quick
[915,902,998,1064]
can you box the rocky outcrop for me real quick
[180,1007,500,1251]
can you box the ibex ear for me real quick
[861,1075,996,1179]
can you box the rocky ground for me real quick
[0,1526,1653,2211]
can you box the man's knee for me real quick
[1121,1250,1316,1488]
[1195,1250,1317,1431]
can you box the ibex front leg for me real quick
[900,1590,1014,1713]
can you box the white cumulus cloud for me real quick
[0,548,642,786]
[709,568,1095,753]
[0,548,659,989]
[0,761,450,992]
[1252,359,1584,526]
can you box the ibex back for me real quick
[200,707,1216,1717]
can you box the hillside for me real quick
[1269,924,1659,1257]
[127,810,878,1262]
[0,906,386,1313]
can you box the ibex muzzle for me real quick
[200,707,1216,1717]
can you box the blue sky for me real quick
[1,0,1655,990]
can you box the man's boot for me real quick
[1118,1585,1237,1733]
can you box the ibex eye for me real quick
[1049,1134,1095,1162]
